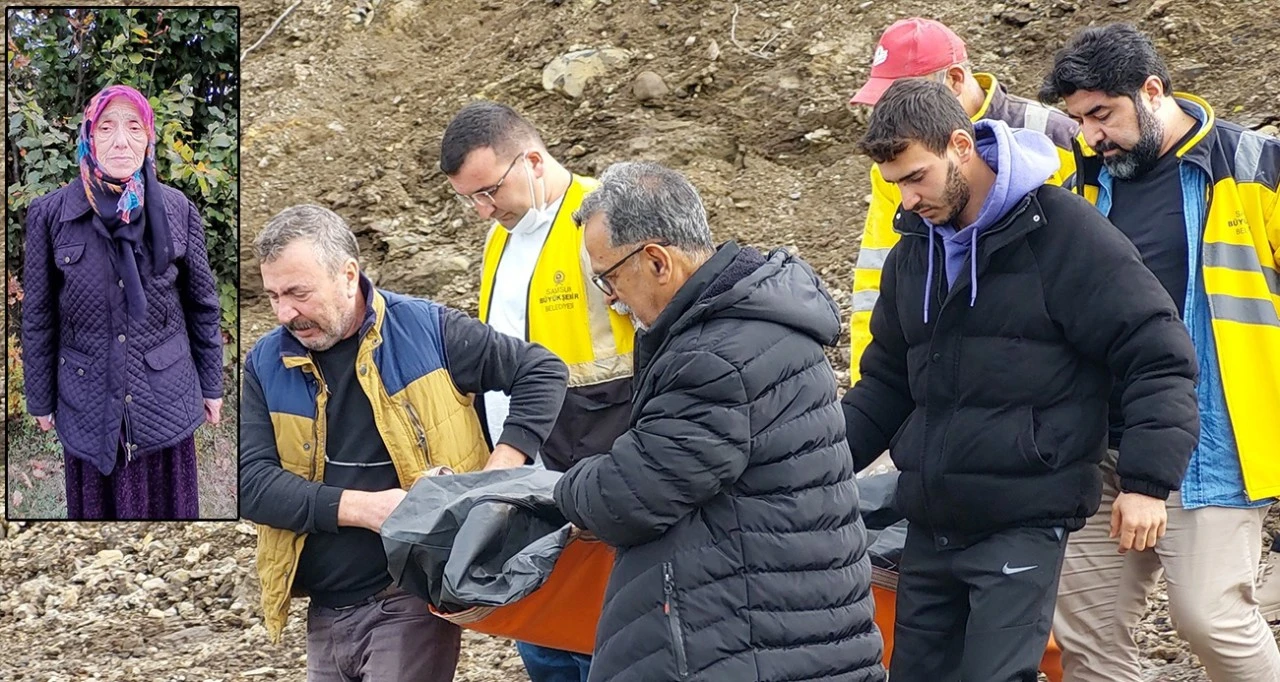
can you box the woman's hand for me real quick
[204,398,224,425]
[35,414,55,432]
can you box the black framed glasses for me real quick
[590,241,670,296]
[454,153,523,208]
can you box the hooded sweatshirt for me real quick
[922,119,1060,322]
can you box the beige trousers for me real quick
[1052,452,1280,682]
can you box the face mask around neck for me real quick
[507,157,555,235]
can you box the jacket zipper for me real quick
[124,403,135,466]
[403,401,433,466]
[900,199,1035,529]
[310,363,329,481]
[662,562,690,678]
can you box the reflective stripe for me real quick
[1209,294,1280,326]
[1233,130,1273,187]
[1204,242,1280,297]
[1022,105,1050,135]
[855,246,891,271]
[852,290,879,313]
[324,457,394,468]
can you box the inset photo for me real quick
[5,6,239,520]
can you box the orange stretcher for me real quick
[430,538,1063,680]
[429,537,614,654]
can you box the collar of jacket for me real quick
[971,73,1008,124]
[278,273,383,363]
[634,241,740,371]
[58,177,98,222]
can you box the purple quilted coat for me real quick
[21,178,224,476]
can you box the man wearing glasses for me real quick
[440,101,635,682]
[554,160,884,682]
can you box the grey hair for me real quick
[926,59,972,83]
[572,161,714,254]
[254,204,360,274]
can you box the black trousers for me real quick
[889,524,1068,682]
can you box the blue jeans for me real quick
[516,641,591,682]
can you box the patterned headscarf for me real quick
[76,84,156,222]
[74,85,174,319]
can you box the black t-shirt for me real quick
[1107,125,1198,312]
[294,331,399,607]
[1106,124,1198,448]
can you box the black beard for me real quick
[1099,102,1165,180]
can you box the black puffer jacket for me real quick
[842,185,1199,537]
[555,243,884,682]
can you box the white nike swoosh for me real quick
[1002,563,1038,575]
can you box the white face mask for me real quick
[507,157,555,235]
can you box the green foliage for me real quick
[5,8,238,350]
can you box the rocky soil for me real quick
[4,0,1279,679]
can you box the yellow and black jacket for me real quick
[1071,94,1280,505]
[850,74,1079,382]
[478,174,636,472]
[240,275,567,639]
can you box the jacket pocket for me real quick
[53,242,86,269]
[56,344,97,412]
[1020,407,1055,471]
[144,333,191,371]
[143,333,197,421]
[662,561,690,679]
[402,401,433,467]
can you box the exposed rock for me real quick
[632,70,670,101]
[542,48,632,98]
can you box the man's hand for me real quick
[338,488,408,532]
[204,398,224,425]
[483,443,529,471]
[1110,491,1168,553]
[35,414,55,432]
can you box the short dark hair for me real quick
[1039,23,1173,104]
[439,101,544,175]
[857,79,974,164]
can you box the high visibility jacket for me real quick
[1072,94,1280,503]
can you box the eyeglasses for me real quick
[454,153,523,208]
[590,241,670,296]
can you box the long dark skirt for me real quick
[64,435,199,520]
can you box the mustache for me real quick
[287,318,317,332]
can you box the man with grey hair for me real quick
[554,161,885,682]
[240,203,569,681]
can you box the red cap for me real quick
[850,18,968,106]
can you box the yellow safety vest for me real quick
[478,175,634,386]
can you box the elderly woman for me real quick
[21,84,224,520]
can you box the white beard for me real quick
[611,301,648,332]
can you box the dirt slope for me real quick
[3,0,1278,680]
